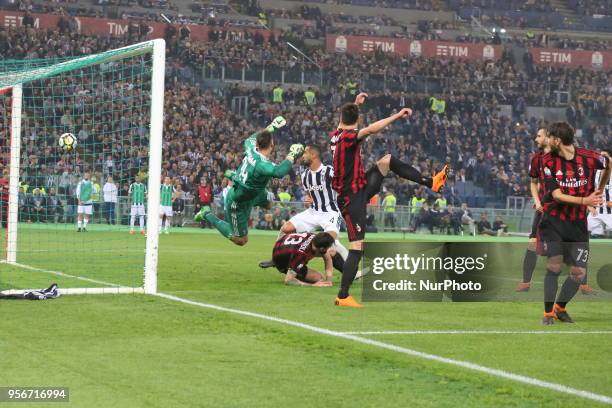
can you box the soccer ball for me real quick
[59,133,77,151]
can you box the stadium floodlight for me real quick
[0,39,165,295]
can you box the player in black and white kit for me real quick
[259,145,349,283]
[588,149,612,238]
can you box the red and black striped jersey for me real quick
[541,147,608,222]
[528,151,546,201]
[330,128,367,198]
[272,233,316,276]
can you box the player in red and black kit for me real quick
[331,93,449,307]
[516,127,550,292]
[538,122,610,325]
[271,231,339,286]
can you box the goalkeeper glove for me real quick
[286,144,305,163]
[266,115,287,133]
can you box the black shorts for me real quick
[272,255,307,280]
[338,190,367,242]
[529,211,543,239]
[537,214,589,268]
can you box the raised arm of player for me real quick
[357,108,412,140]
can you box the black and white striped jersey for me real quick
[301,164,340,213]
[595,170,612,215]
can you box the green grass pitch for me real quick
[1,225,611,407]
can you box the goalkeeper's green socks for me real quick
[204,213,233,239]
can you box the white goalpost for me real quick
[0,39,166,296]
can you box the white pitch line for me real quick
[154,292,612,406]
[3,261,124,288]
[342,330,612,335]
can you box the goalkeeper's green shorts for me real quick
[224,188,271,237]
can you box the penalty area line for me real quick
[154,292,612,406]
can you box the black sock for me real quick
[556,277,581,308]
[522,249,537,283]
[338,249,362,299]
[332,253,345,273]
[544,269,560,313]
[365,166,385,200]
[390,156,432,187]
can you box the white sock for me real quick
[139,216,145,230]
[83,219,88,227]
[78,220,82,228]
[334,240,349,260]
[165,219,170,230]
[130,216,135,229]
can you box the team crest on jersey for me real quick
[544,167,551,176]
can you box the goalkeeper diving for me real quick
[194,116,304,246]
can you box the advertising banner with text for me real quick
[530,47,611,70]
[0,11,273,42]
[327,34,502,61]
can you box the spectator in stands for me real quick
[46,187,64,223]
[28,188,46,223]
[477,213,498,236]
[493,215,508,235]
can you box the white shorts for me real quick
[289,208,341,235]
[160,205,173,217]
[588,213,612,235]
[131,204,146,217]
[77,205,93,215]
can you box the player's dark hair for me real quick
[547,122,574,145]
[256,130,273,149]
[313,232,335,249]
[307,145,322,158]
[340,103,359,126]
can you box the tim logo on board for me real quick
[335,36,348,53]
[410,40,422,57]
[592,51,603,69]
[483,45,495,60]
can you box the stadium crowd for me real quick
[0,22,609,231]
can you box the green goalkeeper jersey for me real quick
[160,184,174,206]
[76,179,96,204]
[129,182,147,205]
[232,133,292,202]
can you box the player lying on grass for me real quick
[0,283,59,300]
[538,122,610,325]
[270,232,340,286]
[331,93,449,307]
[259,144,350,269]
[194,116,304,246]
